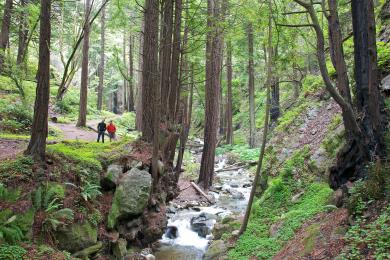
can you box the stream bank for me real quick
[154,150,253,260]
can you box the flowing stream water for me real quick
[155,155,253,260]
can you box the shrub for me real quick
[0,244,27,259]
[0,102,33,133]
[0,156,34,183]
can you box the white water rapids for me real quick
[155,156,253,259]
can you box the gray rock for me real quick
[165,226,178,239]
[190,213,212,238]
[226,188,245,200]
[108,168,152,229]
[380,74,390,91]
[229,182,239,188]
[101,163,123,190]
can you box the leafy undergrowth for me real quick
[0,136,137,258]
[228,148,333,259]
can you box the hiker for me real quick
[107,120,117,142]
[97,119,106,143]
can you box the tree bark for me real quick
[168,0,182,123]
[17,0,29,65]
[136,18,144,130]
[77,0,91,127]
[327,0,354,139]
[247,23,256,148]
[226,40,233,144]
[351,0,385,154]
[128,34,135,111]
[159,0,173,120]
[0,0,13,72]
[97,5,105,111]
[198,0,222,190]
[25,0,51,162]
[141,0,160,143]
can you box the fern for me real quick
[80,181,102,201]
[0,216,24,244]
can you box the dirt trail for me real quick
[0,119,105,161]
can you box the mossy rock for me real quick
[204,240,227,260]
[107,168,152,229]
[55,221,98,253]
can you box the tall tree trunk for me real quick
[226,40,233,144]
[136,19,144,130]
[128,34,135,111]
[17,0,29,65]
[25,0,51,162]
[97,5,105,111]
[175,64,194,176]
[77,0,91,127]
[239,0,272,235]
[168,0,182,123]
[142,0,159,143]
[270,46,280,124]
[247,23,256,148]
[160,0,173,120]
[351,0,385,154]
[0,0,13,72]
[122,33,127,112]
[198,0,222,190]
[327,0,354,139]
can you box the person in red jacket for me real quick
[106,120,117,142]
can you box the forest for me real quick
[0,0,389,259]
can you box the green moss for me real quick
[228,147,332,259]
[275,103,310,133]
[302,223,321,255]
[0,156,34,183]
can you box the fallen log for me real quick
[86,126,110,137]
[190,182,213,203]
[215,166,244,173]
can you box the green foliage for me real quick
[87,209,103,227]
[80,181,102,201]
[0,215,24,244]
[275,103,309,133]
[347,162,389,216]
[32,185,74,232]
[216,144,259,162]
[0,183,21,203]
[115,112,136,131]
[302,75,324,94]
[341,205,390,259]
[228,148,332,259]
[0,102,33,133]
[321,129,345,158]
[377,41,390,71]
[0,244,27,259]
[0,156,34,183]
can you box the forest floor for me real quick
[0,119,105,161]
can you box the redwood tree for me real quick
[198,0,223,190]
[226,40,233,144]
[97,5,105,111]
[77,0,91,127]
[0,0,13,72]
[247,22,255,148]
[141,0,159,143]
[25,0,51,162]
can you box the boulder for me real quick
[55,221,98,253]
[226,188,245,200]
[101,163,123,190]
[165,226,178,239]
[108,168,152,229]
[204,240,227,260]
[190,213,213,238]
[212,223,230,240]
[113,238,128,259]
[380,74,390,91]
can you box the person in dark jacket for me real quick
[97,119,106,143]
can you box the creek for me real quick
[155,153,253,260]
